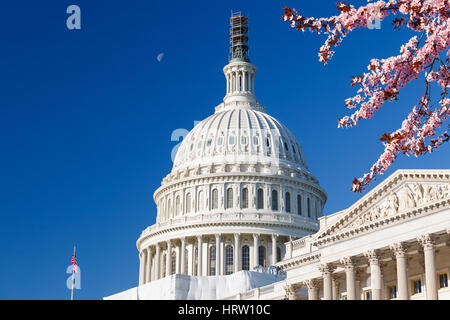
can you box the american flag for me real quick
[72,252,77,274]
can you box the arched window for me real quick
[212,189,218,210]
[185,193,191,214]
[271,190,278,211]
[171,252,176,275]
[297,195,302,215]
[307,198,311,217]
[257,189,264,210]
[258,246,266,267]
[175,196,180,216]
[285,192,291,213]
[198,191,204,212]
[226,188,233,209]
[242,188,248,209]
[276,247,282,263]
[225,245,234,275]
[210,246,216,275]
[242,245,250,270]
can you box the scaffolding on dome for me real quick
[229,11,249,62]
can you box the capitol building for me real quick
[105,14,450,301]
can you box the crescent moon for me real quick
[157,53,164,62]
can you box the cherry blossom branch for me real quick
[283,0,450,192]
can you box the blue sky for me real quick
[0,0,448,299]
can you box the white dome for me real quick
[173,106,308,172]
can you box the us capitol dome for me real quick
[135,14,327,284]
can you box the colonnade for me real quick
[139,233,284,285]
[286,232,446,300]
[226,70,255,95]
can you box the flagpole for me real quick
[71,245,76,301]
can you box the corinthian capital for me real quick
[417,234,435,250]
[364,249,380,265]
[340,256,356,270]
[303,279,319,290]
[318,263,335,275]
[390,242,408,258]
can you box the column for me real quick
[418,234,438,300]
[145,247,152,283]
[139,250,145,285]
[285,284,299,300]
[175,244,180,274]
[243,71,247,92]
[180,237,186,275]
[340,257,356,300]
[215,234,221,276]
[166,241,172,277]
[226,73,230,94]
[332,277,340,300]
[355,270,361,300]
[319,263,335,300]
[304,280,319,300]
[197,235,203,276]
[234,233,240,273]
[154,244,161,280]
[189,241,195,276]
[390,242,409,300]
[253,234,259,268]
[365,249,382,300]
[271,234,278,265]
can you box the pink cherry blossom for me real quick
[283,0,450,192]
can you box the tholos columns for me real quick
[390,242,409,300]
[180,237,186,275]
[341,257,356,300]
[215,234,221,276]
[304,280,319,300]
[365,250,382,300]
[139,250,145,285]
[154,244,161,280]
[166,240,172,277]
[253,234,259,268]
[418,234,438,300]
[271,234,278,265]
[234,234,240,273]
[319,263,335,300]
[197,235,203,276]
[145,247,152,283]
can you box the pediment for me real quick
[314,170,450,242]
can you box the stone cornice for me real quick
[277,253,321,271]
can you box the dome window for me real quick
[241,136,248,145]
[271,189,279,211]
[207,139,212,147]
[266,136,271,147]
[217,137,223,145]
[284,142,289,151]
[229,136,235,145]
[253,136,259,145]
[190,143,194,151]
[292,145,296,153]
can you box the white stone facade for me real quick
[106,17,450,301]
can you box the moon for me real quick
[157,53,164,62]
